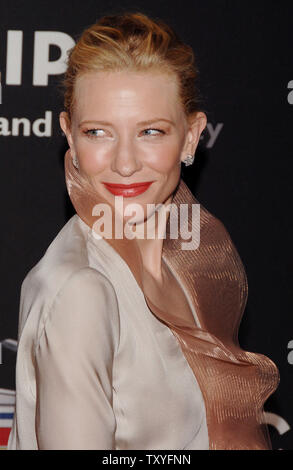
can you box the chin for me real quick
[123,207,150,226]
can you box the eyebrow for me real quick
[78,118,175,128]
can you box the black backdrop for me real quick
[0,0,292,450]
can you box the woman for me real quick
[8,12,279,450]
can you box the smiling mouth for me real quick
[102,181,154,197]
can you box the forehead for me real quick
[73,70,183,120]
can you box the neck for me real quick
[134,194,173,284]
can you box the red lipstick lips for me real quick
[102,181,154,197]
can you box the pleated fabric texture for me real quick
[64,149,280,450]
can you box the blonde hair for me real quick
[61,11,203,121]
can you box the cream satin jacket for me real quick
[8,213,209,450]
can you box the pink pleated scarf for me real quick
[64,149,279,450]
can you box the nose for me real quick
[111,135,142,177]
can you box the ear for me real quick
[180,112,207,163]
[59,111,75,155]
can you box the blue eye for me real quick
[143,128,165,136]
[85,129,105,137]
[83,128,165,139]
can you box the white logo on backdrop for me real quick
[0,339,17,364]
[0,111,52,137]
[5,30,75,85]
[264,412,291,449]
[287,339,293,364]
[287,80,293,104]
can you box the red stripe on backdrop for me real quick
[0,428,11,446]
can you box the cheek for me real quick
[74,141,110,175]
[148,143,181,174]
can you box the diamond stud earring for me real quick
[183,154,195,166]
[72,155,79,169]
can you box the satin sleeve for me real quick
[34,267,120,450]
